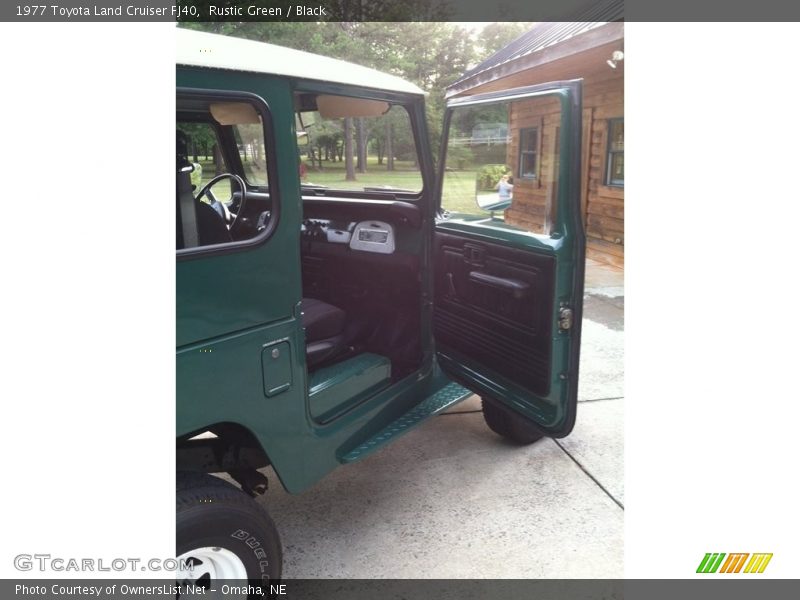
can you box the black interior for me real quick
[175,186,273,251]
[433,231,555,397]
[301,297,348,369]
[300,200,423,380]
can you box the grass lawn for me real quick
[302,156,422,191]
[441,168,483,216]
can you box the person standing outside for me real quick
[495,173,514,201]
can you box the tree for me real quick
[385,120,394,171]
[213,143,224,176]
[477,23,533,59]
[176,123,216,161]
[355,118,367,173]
[343,118,355,181]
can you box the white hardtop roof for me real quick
[176,28,424,96]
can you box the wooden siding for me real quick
[505,95,562,234]
[503,66,624,267]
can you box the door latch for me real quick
[558,307,574,331]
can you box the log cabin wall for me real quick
[505,95,563,235]
[581,66,624,268]
[503,65,624,267]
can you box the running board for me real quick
[339,382,472,464]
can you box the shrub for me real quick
[476,164,511,190]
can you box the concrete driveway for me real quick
[260,258,624,578]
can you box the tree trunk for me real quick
[386,121,394,171]
[344,118,356,181]
[213,143,224,176]
[355,118,367,173]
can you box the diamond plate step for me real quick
[339,381,472,464]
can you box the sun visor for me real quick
[210,102,261,126]
[316,95,390,119]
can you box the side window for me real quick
[176,97,274,251]
[441,94,564,235]
[606,118,624,187]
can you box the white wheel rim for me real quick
[177,546,248,587]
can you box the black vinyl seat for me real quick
[196,201,232,246]
[302,298,347,369]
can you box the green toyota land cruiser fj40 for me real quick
[176,29,585,582]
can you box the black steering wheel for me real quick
[195,173,247,235]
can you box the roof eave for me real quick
[446,22,624,99]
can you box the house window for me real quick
[518,127,538,179]
[606,118,624,187]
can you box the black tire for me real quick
[481,398,546,445]
[176,472,282,584]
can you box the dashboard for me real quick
[301,219,397,254]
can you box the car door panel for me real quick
[433,81,584,437]
[434,231,555,397]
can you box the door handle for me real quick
[469,271,530,299]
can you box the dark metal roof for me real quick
[450,0,624,90]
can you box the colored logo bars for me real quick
[696,553,773,574]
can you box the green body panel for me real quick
[308,353,392,422]
[176,69,300,348]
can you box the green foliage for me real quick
[477,23,533,58]
[475,164,511,191]
[446,146,471,170]
[176,122,216,160]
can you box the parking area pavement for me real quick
[260,258,624,578]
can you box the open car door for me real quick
[433,80,584,437]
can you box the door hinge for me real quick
[558,307,574,331]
